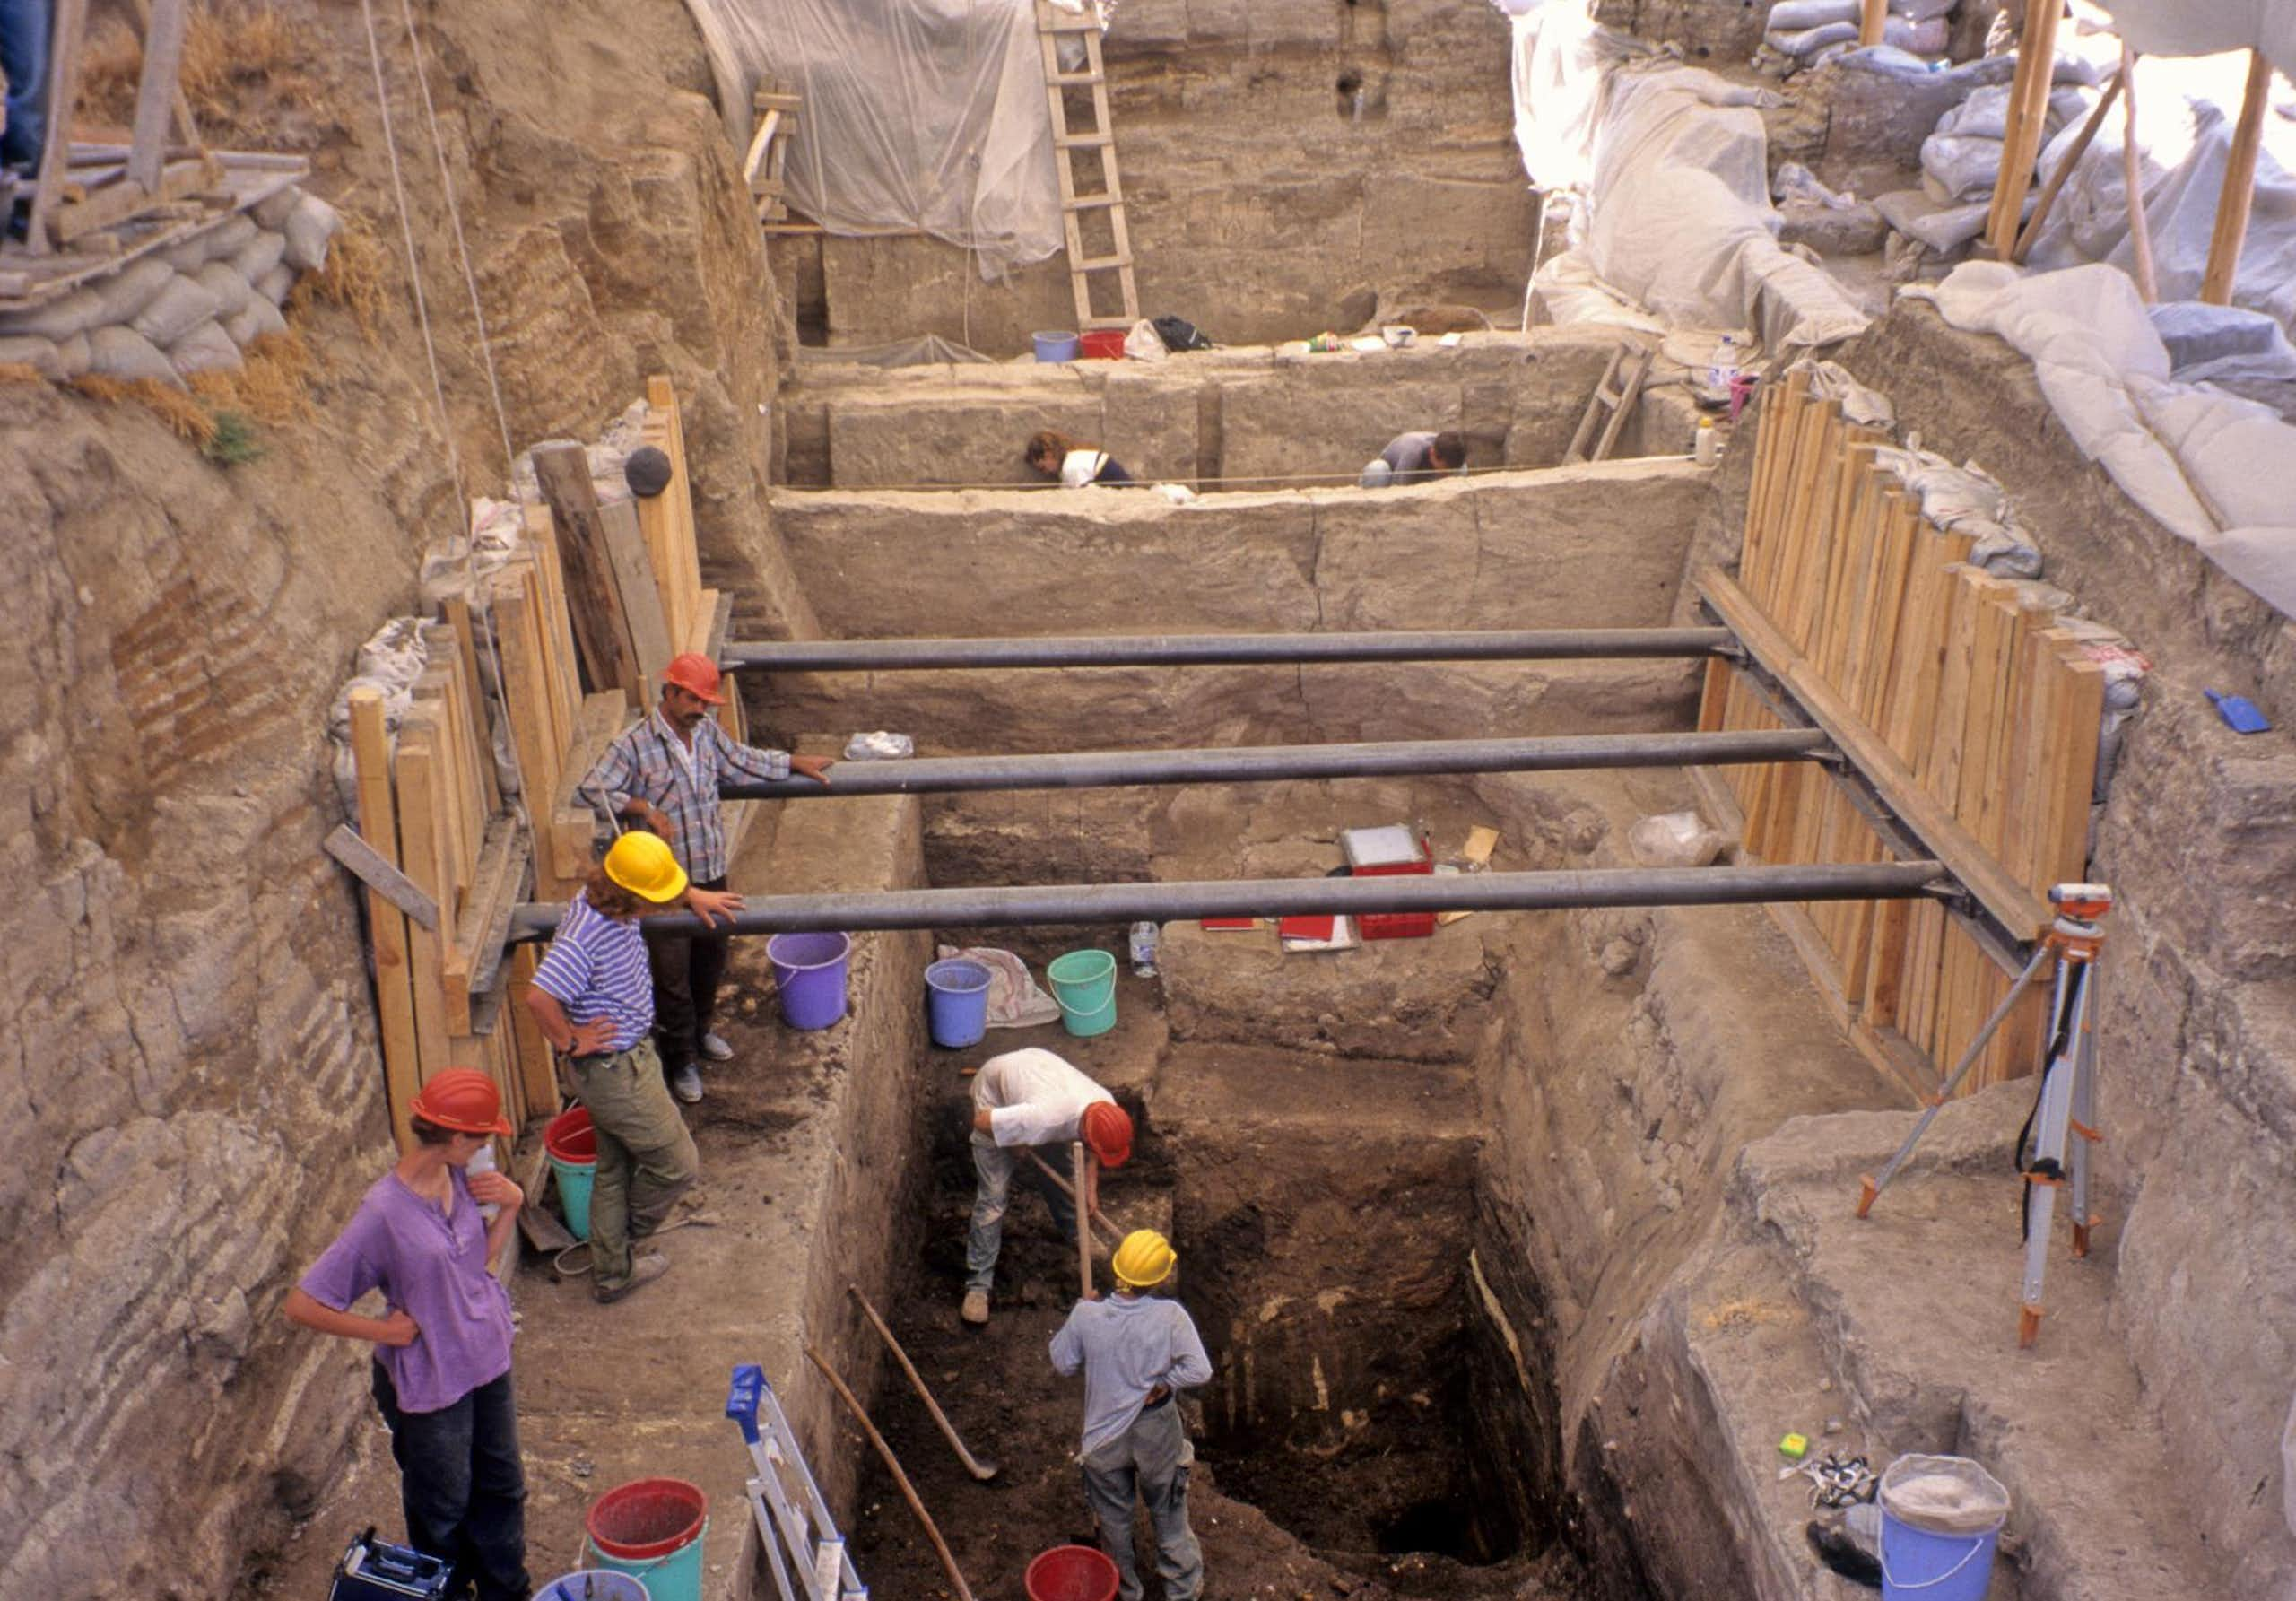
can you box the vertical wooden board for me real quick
[635,427,690,649]
[1855,500,1919,723]
[2000,626,2071,891]
[509,944,562,1118]
[350,689,421,1153]
[1744,375,1807,600]
[1813,452,1882,689]
[393,718,457,1083]
[1918,567,1983,802]
[1764,401,1838,633]
[526,505,584,740]
[1697,658,1732,733]
[443,596,503,814]
[410,674,470,918]
[1781,409,1848,653]
[533,445,647,709]
[600,498,674,695]
[433,640,490,887]
[1861,898,1911,1028]
[1835,482,1901,710]
[2039,653,2107,886]
[1957,582,2023,846]
[491,577,560,830]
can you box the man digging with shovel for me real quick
[961,1047,1133,1326]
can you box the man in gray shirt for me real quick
[1360,428,1466,488]
[1049,1229,1212,1601]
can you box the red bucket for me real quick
[1078,328,1126,360]
[586,1476,707,1561]
[544,1106,596,1163]
[1024,1544,1119,1601]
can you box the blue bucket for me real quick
[768,932,852,1031]
[1046,950,1118,1038]
[537,1572,649,1601]
[1878,1455,2008,1601]
[926,959,993,1048]
[1033,330,1081,362]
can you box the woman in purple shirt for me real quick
[283,1068,531,1601]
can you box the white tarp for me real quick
[680,0,1063,276]
[1509,9,1871,353]
[2092,0,2296,77]
[1912,261,2296,618]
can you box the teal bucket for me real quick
[537,1572,649,1601]
[586,1478,708,1601]
[1046,950,1118,1038]
[545,1106,596,1242]
[1878,1455,2008,1601]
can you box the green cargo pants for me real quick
[570,1039,699,1296]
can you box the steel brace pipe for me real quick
[510,861,1947,942]
[720,626,1734,673]
[718,727,1828,800]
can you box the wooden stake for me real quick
[1074,1142,1095,1302]
[2200,49,2274,305]
[125,0,190,192]
[848,1285,1002,1481]
[2013,70,2123,263]
[1986,0,2063,258]
[1857,0,1886,48]
[2122,46,2160,302]
[805,1346,977,1601]
[25,0,91,256]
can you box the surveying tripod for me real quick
[1855,883,2112,1348]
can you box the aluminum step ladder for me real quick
[726,1364,869,1601]
[1033,0,1139,332]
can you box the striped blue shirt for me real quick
[530,891,654,1052]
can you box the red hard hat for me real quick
[663,652,726,705]
[1081,1101,1133,1169]
[409,1067,514,1137]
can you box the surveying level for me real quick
[1854,883,2113,1349]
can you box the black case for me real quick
[327,1527,455,1601]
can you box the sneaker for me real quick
[699,1031,735,1063]
[669,1064,704,1104]
[595,1252,671,1304]
[961,1288,990,1326]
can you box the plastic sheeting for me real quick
[2092,0,2296,78]
[1911,261,2296,619]
[1518,28,1872,352]
[680,0,1063,276]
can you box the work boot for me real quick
[595,1253,671,1305]
[669,1064,704,1104]
[700,1031,735,1063]
[961,1288,989,1326]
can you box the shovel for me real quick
[848,1283,1001,1482]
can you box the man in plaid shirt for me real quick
[584,653,832,1102]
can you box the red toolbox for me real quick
[1344,826,1434,940]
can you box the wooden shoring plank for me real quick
[393,712,457,1083]
[443,597,502,814]
[552,690,632,882]
[636,417,691,650]
[2001,624,2074,891]
[446,816,527,1033]
[533,444,646,709]
[1774,405,1846,656]
[409,668,471,918]
[1944,583,2027,1078]
[509,944,562,1119]
[2036,646,2106,890]
[525,504,584,741]
[126,0,192,191]
[1813,452,1883,692]
[2201,49,2275,305]
[1742,369,1813,606]
[350,688,422,1153]
[600,497,673,697]
[127,0,204,154]
[1855,498,1921,726]
[1697,657,1732,734]
[490,571,560,829]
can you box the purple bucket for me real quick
[766,932,852,1031]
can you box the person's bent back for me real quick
[1360,429,1466,489]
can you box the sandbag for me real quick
[196,260,252,318]
[0,287,102,340]
[1923,132,2010,202]
[167,319,244,376]
[256,265,297,307]
[252,186,302,230]
[283,193,341,272]
[1765,0,1855,30]
[0,334,63,378]
[131,273,225,347]
[230,231,288,283]
[86,325,184,386]
[91,258,178,326]
[54,331,91,379]
[225,296,291,348]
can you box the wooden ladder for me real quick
[745,88,800,225]
[1033,0,1138,331]
[1563,344,1655,465]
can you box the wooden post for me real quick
[25,0,91,256]
[2122,47,2160,302]
[2200,49,2274,305]
[350,689,422,1153]
[128,0,203,152]
[1074,1143,1094,1301]
[532,444,646,709]
[1857,0,1886,48]
[1986,1,2063,258]
[2013,71,2123,263]
[126,0,190,192]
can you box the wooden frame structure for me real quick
[1033,0,1139,332]
[1694,370,2109,1100]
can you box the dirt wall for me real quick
[0,0,813,1590]
[764,0,1535,351]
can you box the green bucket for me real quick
[1047,950,1118,1038]
[544,1107,596,1242]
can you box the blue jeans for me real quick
[370,1363,531,1601]
[1,0,52,170]
[964,1140,1077,1292]
[1082,1399,1201,1601]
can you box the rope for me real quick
[357,0,465,515]
[395,0,517,477]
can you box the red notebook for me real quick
[1200,918,1257,932]
[1276,915,1337,942]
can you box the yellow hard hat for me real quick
[604,831,689,903]
[1111,1229,1175,1289]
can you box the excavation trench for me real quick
[835,774,1686,1600]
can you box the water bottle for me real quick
[1128,921,1160,978]
[1706,335,1738,396]
[468,1142,501,1223]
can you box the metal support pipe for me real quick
[718,727,1829,800]
[509,861,1946,943]
[721,626,1734,674]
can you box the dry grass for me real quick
[68,373,222,447]
[187,330,314,424]
[0,362,47,386]
[291,211,390,343]
[76,2,326,139]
